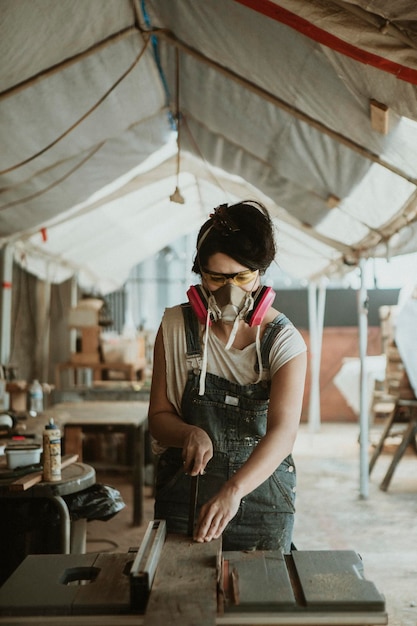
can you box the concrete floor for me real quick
[87,422,417,626]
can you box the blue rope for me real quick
[140,0,176,129]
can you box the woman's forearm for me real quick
[148,410,193,449]
[221,425,297,499]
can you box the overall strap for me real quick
[259,313,291,371]
[182,303,290,377]
[181,303,202,357]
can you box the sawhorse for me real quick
[369,398,417,491]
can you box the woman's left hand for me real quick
[193,486,241,543]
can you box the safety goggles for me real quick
[201,268,258,287]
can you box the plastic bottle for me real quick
[42,418,62,482]
[28,379,43,416]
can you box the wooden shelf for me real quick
[55,361,137,389]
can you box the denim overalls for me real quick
[154,304,296,552]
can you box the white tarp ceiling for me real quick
[2,0,417,293]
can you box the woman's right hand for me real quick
[182,427,213,475]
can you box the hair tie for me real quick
[209,204,240,234]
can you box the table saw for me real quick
[0,520,387,625]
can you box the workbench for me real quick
[47,401,149,525]
[0,521,387,626]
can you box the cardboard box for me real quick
[68,299,104,328]
[101,334,146,369]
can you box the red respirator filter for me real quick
[248,286,276,326]
[187,285,212,325]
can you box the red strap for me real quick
[234,0,417,85]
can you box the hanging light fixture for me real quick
[170,48,185,204]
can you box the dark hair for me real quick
[192,200,276,275]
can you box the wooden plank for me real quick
[8,470,44,491]
[370,99,389,135]
[9,454,79,491]
[144,534,220,626]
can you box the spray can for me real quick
[43,418,62,482]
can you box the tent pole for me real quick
[358,258,369,499]
[0,245,13,366]
[308,282,323,432]
[70,275,79,355]
[35,270,52,384]
[0,27,138,101]
[317,278,327,366]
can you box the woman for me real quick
[148,200,307,552]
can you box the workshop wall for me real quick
[275,288,400,329]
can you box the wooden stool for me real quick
[369,398,417,491]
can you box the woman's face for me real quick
[202,252,260,292]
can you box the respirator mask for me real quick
[187,283,275,328]
[208,283,254,324]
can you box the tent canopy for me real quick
[2,0,417,293]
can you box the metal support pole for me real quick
[358,258,369,499]
[308,283,318,432]
[308,280,327,432]
[0,245,13,366]
[35,270,52,383]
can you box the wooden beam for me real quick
[0,27,140,101]
[370,99,390,135]
[326,194,341,209]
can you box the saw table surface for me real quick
[218,549,386,625]
[0,533,387,626]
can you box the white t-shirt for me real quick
[162,305,307,413]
